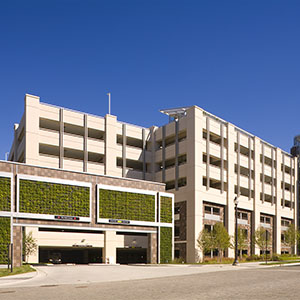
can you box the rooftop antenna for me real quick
[107,92,111,115]
[5,152,9,161]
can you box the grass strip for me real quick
[0,265,35,277]
[260,260,300,266]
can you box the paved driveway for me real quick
[1,264,300,300]
[0,262,272,288]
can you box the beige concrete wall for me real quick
[24,94,40,166]
[9,95,152,180]
[103,231,117,264]
[153,107,297,262]
[24,227,39,264]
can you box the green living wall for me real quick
[160,196,172,223]
[99,189,155,222]
[160,227,172,263]
[0,217,10,264]
[19,179,90,217]
[0,176,11,211]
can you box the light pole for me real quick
[233,196,239,266]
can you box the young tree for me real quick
[197,228,214,258]
[236,227,248,260]
[23,232,38,263]
[283,224,300,254]
[198,223,231,262]
[254,227,272,260]
[213,222,231,262]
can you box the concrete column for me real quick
[186,106,203,263]
[83,114,88,172]
[262,143,265,203]
[13,124,19,161]
[104,115,119,176]
[237,130,240,196]
[220,123,224,193]
[206,117,210,191]
[162,126,166,182]
[24,94,40,165]
[226,124,236,258]
[142,129,146,180]
[248,137,252,200]
[282,154,285,208]
[253,137,262,255]
[13,226,22,267]
[290,157,293,210]
[103,231,117,264]
[293,157,298,254]
[150,126,157,182]
[25,226,39,264]
[147,232,158,264]
[59,108,64,169]
[122,124,126,177]
[271,148,275,205]
[274,148,282,254]
[175,120,179,191]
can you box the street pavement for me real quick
[0,263,300,299]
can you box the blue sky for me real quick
[0,0,300,157]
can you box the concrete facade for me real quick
[0,160,172,267]
[8,94,298,263]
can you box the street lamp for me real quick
[232,196,239,266]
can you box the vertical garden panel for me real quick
[19,179,90,217]
[98,188,155,222]
[0,176,11,212]
[160,196,172,223]
[0,217,10,264]
[160,227,172,263]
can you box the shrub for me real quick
[245,254,261,261]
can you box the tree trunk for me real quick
[218,249,223,263]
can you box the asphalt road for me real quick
[1,265,300,300]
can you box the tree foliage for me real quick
[23,232,37,263]
[236,227,248,259]
[198,222,231,262]
[254,227,272,257]
[283,224,300,253]
[197,228,214,254]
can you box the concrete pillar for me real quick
[253,137,261,255]
[122,124,126,177]
[226,124,236,258]
[24,227,39,264]
[185,106,203,263]
[104,115,119,177]
[24,94,40,165]
[275,148,282,254]
[13,226,22,267]
[147,232,158,264]
[293,157,298,254]
[59,108,64,169]
[13,123,19,161]
[25,227,38,263]
[149,126,157,182]
[83,114,88,172]
[103,231,117,264]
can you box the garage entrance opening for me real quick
[117,248,147,264]
[39,247,102,264]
